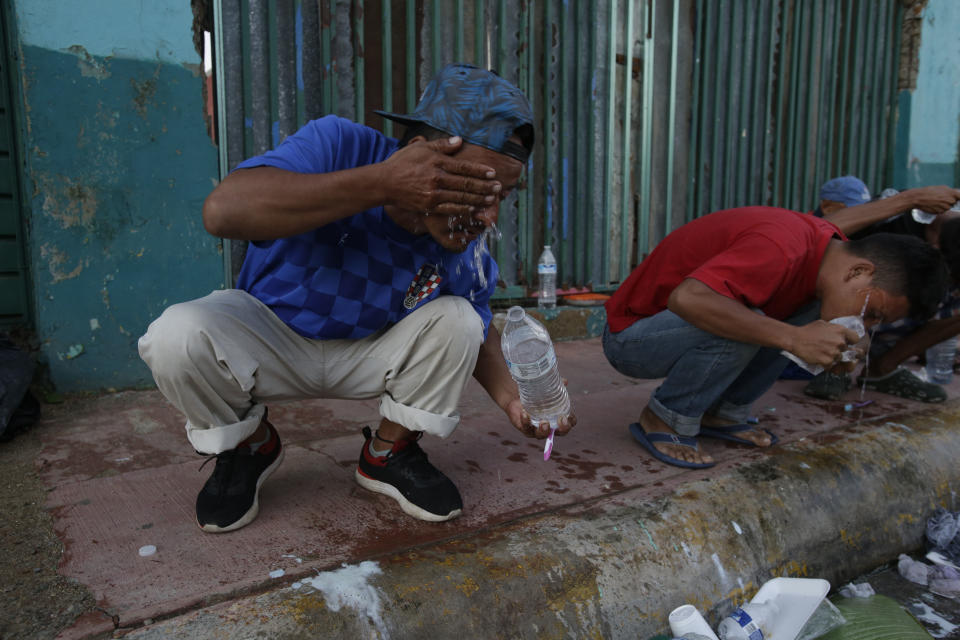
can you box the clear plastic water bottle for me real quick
[717,601,779,640]
[925,335,958,385]
[537,245,557,309]
[500,306,570,428]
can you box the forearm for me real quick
[472,325,519,411]
[202,165,389,240]
[667,279,796,351]
[826,186,960,235]
[823,192,913,235]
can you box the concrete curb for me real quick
[119,403,960,639]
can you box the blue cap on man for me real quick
[819,176,872,207]
[376,63,535,163]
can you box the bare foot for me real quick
[701,414,773,447]
[638,406,714,465]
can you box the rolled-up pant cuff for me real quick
[380,394,460,438]
[648,395,702,437]
[187,404,266,454]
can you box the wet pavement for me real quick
[6,336,960,638]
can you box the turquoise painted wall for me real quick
[12,0,223,391]
[896,0,960,189]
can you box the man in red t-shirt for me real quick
[603,206,947,468]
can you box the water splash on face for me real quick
[858,291,872,401]
[471,228,492,289]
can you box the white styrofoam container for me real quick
[750,577,830,640]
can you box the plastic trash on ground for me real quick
[718,600,780,639]
[708,577,830,640]
[795,598,847,640]
[896,552,960,600]
[837,582,875,599]
[816,594,933,639]
[898,553,930,586]
[668,604,719,640]
[929,564,960,599]
[926,507,960,564]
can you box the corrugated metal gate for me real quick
[213,0,903,297]
[687,0,903,222]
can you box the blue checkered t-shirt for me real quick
[234,115,498,341]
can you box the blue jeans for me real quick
[602,303,820,436]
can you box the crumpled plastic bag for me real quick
[929,564,960,599]
[926,508,960,563]
[839,582,876,598]
[795,598,847,640]
[898,553,929,586]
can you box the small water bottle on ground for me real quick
[717,600,779,640]
[500,306,570,460]
[537,245,557,309]
[925,335,958,385]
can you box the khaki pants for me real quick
[138,289,484,454]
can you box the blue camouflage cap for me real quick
[819,175,872,207]
[376,63,534,163]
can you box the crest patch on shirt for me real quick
[404,264,443,309]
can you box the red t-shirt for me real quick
[605,207,845,333]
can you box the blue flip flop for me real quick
[628,423,716,469]
[698,423,779,447]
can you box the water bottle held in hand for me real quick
[537,245,557,309]
[779,315,866,376]
[500,306,570,460]
[832,315,866,362]
[910,195,960,224]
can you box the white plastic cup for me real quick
[669,604,720,640]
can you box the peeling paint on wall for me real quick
[19,38,221,391]
[65,44,111,80]
[130,65,160,119]
[37,174,99,229]
[39,243,85,283]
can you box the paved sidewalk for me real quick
[14,337,960,638]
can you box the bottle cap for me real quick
[506,306,525,322]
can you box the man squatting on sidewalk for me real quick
[802,176,960,402]
[602,206,949,469]
[139,64,577,532]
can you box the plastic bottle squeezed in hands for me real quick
[780,315,866,376]
[781,291,871,375]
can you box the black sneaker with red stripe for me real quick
[195,418,284,533]
[355,426,463,522]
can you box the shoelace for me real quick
[198,449,242,494]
